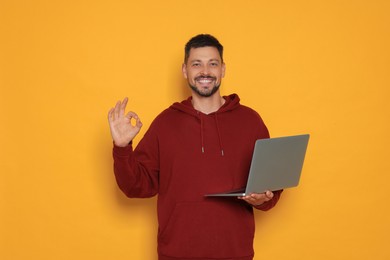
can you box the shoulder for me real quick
[232,104,269,139]
[224,94,264,121]
[147,106,185,131]
[235,104,265,122]
[153,107,182,122]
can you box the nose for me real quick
[200,65,210,75]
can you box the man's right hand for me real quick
[107,97,143,147]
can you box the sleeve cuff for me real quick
[113,141,133,157]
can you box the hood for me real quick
[169,94,241,156]
[170,93,241,116]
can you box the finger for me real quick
[248,193,268,204]
[241,197,260,206]
[251,196,263,204]
[126,111,139,120]
[136,116,143,128]
[119,97,128,117]
[250,193,264,201]
[237,195,250,201]
[241,195,257,203]
[250,191,273,200]
[265,190,274,199]
[126,111,143,128]
[108,108,114,121]
[114,100,121,119]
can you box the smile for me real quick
[198,79,213,83]
[196,76,216,84]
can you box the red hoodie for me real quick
[112,94,282,260]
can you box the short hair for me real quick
[184,34,224,63]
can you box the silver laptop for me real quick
[205,134,310,197]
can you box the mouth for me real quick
[195,76,216,85]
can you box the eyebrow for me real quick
[190,59,221,63]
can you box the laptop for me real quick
[205,134,310,197]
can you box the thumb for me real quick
[265,190,274,199]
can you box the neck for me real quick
[191,93,225,114]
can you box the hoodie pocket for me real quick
[158,200,254,258]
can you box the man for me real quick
[108,34,282,260]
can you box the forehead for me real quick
[187,46,222,62]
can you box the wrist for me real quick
[113,140,131,147]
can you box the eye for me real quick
[192,63,201,67]
[210,62,219,67]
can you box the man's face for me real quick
[182,46,226,97]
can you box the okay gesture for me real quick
[107,97,143,147]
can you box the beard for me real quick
[188,76,221,97]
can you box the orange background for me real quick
[1,1,389,259]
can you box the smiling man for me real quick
[108,34,282,260]
[183,45,225,97]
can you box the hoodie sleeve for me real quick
[112,127,160,198]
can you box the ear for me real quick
[182,63,188,79]
[221,62,226,78]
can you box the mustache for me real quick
[195,75,217,81]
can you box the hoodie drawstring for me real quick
[199,113,205,153]
[214,113,225,156]
[198,112,225,156]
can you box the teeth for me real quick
[198,79,212,83]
